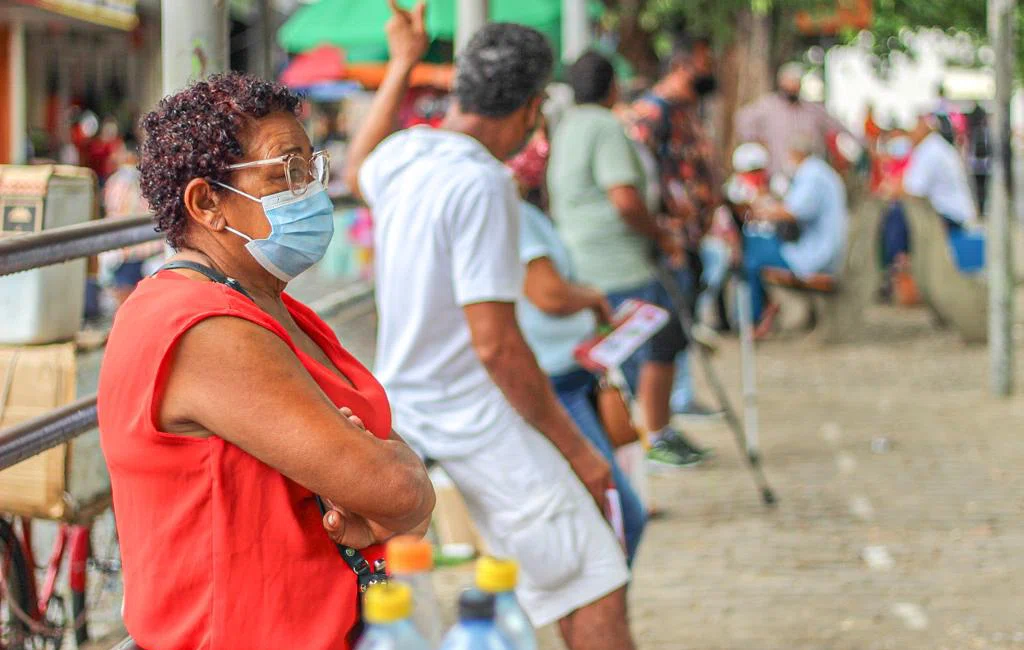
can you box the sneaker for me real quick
[646,438,704,468]
[673,400,724,422]
[662,429,713,459]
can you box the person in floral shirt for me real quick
[627,38,723,419]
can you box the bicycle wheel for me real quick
[0,518,37,650]
[74,510,122,646]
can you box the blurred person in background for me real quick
[628,37,723,420]
[747,138,848,337]
[736,62,852,177]
[346,14,636,649]
[880,112,977,252]
[875,129,916,295]
[508,127,648,565]
[549,49,708,469]
[864,103,882,147]
[87,116,123,183]
[966,103,991,217]
[99,139,165,308]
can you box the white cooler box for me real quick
[0,165,96,345]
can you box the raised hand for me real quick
[385,0,428,68]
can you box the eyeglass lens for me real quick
[286,153,330,195]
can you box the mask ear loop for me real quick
[211,180,259,242]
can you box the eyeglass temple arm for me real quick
[224,152,327,172]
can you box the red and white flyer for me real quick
[574,299,670,374]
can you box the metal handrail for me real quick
[0,396,98,471]
[0,216,161,277]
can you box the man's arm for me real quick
[343,0,427,202]
[463,302,611,506]
[593,120,681,258]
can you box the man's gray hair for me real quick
[454,23,554,118]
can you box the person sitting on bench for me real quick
[880,112,979,270]
[745,138,848,337]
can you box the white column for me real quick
[8,18,25,164]
[561,0,590,64]
[456,0,487,54]
[987,0,1017,395]
[161,0,230,95]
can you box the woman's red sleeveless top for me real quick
[98,271,390,650]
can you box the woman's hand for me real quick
[321,411,431,547]
[320,408,388,548]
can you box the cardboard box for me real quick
[0,344,110,521]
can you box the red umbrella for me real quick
[280,45,347,88]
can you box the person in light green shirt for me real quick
[547,50,709,469]
[547,96,654,294]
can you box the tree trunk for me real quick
[614,0,659,84]
[713,8,773,166]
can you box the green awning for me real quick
[278,0,602,63]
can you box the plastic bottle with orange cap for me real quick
[386,535,445,646]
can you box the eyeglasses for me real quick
[224,151,330,196]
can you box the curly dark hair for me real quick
[139,72,301,249]
[569,51,615,105]
[454,23,553,118]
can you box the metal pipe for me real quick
[456,0,488,54]
[0,396,97,472]
[161,0,229,95]
[0,216,160,277]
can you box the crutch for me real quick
[652,261,777,507]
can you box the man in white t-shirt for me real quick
[344,10,634,649]
[901,113,978,226]
[880,112,978,265]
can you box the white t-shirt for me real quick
[359,127,525,459]
[904,132,977,224]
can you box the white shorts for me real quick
[440,417,630,627]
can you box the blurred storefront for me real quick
[0,0,160,166]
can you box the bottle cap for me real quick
[363,583,412,624]
[386,535,434,574]
[458,588,496,621]
[475,556,519,593]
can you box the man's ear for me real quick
[183,178,226,232]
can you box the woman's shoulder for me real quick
[113,272,276,341]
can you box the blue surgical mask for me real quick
[214,180,334,282]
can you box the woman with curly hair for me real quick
[96,14,434,648]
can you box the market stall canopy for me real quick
[278,0,602,63]
[278,43,453,90]
[280,45,348,87]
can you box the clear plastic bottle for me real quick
[385,535,444,646]
[354,583,430,650]
[475,557,537,650]
[439,589,514,650]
